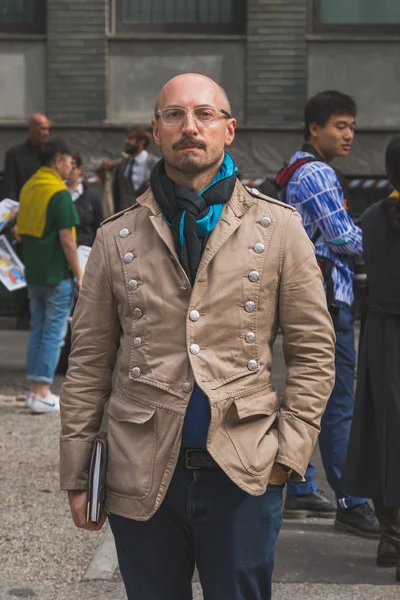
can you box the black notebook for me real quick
[86,433,108,523]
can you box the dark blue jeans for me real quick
[287,302,366,508]
[109,459,283,600]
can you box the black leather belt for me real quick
[181,449,218,470]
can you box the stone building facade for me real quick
[0,0,398,178]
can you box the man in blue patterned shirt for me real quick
[281,91,379,538]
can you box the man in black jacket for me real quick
[66,152,104,248]
[1,113,50,201]
[98,125,159,216]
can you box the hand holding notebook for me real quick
[67,433,108,530]
[87,433,108,523]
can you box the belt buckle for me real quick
[185,449,202,470]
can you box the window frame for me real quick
[112,0,246,35]
[0,0,46,34]
[309,0,400,35]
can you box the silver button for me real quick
[244,301,256,313]
[251,187,260,195]
[190,344,200,355]
[246,332,256,344]
[128,279,138,291]
[248,271,260,283]
[253,243,265,254]
[260,216,272,228]
[247,360,258,371]
[190,310,200,322]
[131,367,141,378]
[133,337,142,348]
[182,383,192,393]
[119,228,130,238]
[123,252,134,264]
[133,308,142,319]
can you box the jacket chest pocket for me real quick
[106,395,156,499]
[224,387,279,476]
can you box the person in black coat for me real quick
[1,114,50,201]
[66,152,104,247]
[342,134,400,583]
[1,114,50,328]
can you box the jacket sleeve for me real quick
[2,148,18,201]
[275,210,336,477]
[299,164,363,256]
[60,226,120,490]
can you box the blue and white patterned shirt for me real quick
[285,150,363,306]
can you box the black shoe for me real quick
[335,502,380,539]
[283,489,337,519]
[377,541,399,568]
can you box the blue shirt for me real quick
[285,150,363,306]
[181,385,211,448]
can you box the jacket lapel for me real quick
[195,180,257,280]
[137,189,191,285]
[136,181,257,287]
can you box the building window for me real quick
[310,0,400,33]
[0,0,46,34]
[113,0,246,34]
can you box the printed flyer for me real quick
[0,235,26,291]
[0,199,19,233]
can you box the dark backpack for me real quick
[259,156,320,202]
[274,155,339,317]
[275,155,320,196]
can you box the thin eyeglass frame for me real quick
[156,106,232,126]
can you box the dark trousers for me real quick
[374,501,400,546]
[109,459,284,600]
[287,303,366,508]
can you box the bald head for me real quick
[28,113,50,146]
[151,72,236,190]
[155,73,231,117]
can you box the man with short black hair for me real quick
[281,90,379,538]
[17,139,82,414]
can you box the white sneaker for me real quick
[31,393,60,414]
[24,392,33,409]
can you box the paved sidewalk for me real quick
[0,581,399,599]
[1,328,399,599]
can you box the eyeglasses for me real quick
[156,106,232,127]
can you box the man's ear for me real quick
[309,122,320,140]
[224,118,237,147]
[151,118,161,147]
[54,155,62,171]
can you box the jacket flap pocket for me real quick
[233,388,279,420]
[108,399,155,424]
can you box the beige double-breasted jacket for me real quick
[60,181,335,520]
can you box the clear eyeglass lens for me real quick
[162,107,219,125]
[194,107,217,122]
[163,108,186,124]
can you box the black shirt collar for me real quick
[301,142,325,163]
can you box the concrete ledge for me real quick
[82,527,119,582]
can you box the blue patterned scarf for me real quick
[150,152,238,283]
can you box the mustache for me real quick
[172,136,207,151]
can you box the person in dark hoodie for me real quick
[66,152,104,247]
[342,134,400,583]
